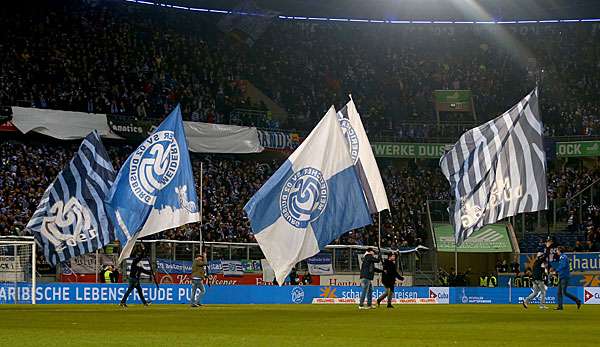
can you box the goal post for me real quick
[0,236,36,304]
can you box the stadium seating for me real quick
[1,0,599,138]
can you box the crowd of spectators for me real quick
[0,0,271,127]
[1,0,600,139]
[0,139,447,248]
[5,136,600,254]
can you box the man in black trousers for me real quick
[119,250,153,308]
[376,253,404,308]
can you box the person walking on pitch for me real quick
[376,252,404,308]
[190,253,208,307]
[552,246,582,310]
[522,252,548,309]
[119,250,153,308]
[359,248,381,309]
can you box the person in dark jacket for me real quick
[190,253,207,307]
[358,248,382,309]
[552,246,581,310]
[110,266,120,283]
[522,252,548,309]
[119,252,152,308]
[289,267,299,285]
[376,253,404,308]
[302,271,312,285]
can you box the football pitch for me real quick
[1,304,598,346]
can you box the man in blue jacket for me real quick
[358,248,382,309]
[552,246,581,310]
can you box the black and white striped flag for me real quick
[25,131,116,265]
[440,88,547,245]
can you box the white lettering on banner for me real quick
[0,286,73,302]
[557,143,581,156]
[489,177,523,207]
[312,298,439,304]
[320,275,414,287]
[460,177,523,228]
[339,288,419,300]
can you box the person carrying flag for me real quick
[359,248,381,309]
[190,253,207,307]
[522,252,548,309]
[377,252,404,308]
[551,246,582,310]
[119,248,153,308]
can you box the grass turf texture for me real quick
[1,304,598,346]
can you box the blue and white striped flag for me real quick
[105,105,200,263]
[25,131,116,266]
[440,88,547,245]
[244,106,372,284]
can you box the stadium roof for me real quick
[134,0,600,22]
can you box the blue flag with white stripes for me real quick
[244,106,372,284]
[25,131,116,266]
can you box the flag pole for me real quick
[454,238,458,275]
[378,212,381,250]
[199,161,203,249]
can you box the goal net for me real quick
[0,237,36,304]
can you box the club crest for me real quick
[280,167,328,228]
[129,130,180,205]
[41,197,97,251]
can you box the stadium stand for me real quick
[1,0,600,251]
[1,0,599,138]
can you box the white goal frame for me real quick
[0,236,36,304]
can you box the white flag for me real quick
[244,107,372,284]
[337,96,390,213]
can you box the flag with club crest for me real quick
[440,88,547,245]
[25,131,116,265]
[244,106,372,284]
[337,96,389,213]
[105,105,200,263]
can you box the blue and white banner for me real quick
[0,283,589,305]
[520,252,600,273]
[125,258,151,279]
[307,253,333,275]
[257,130,300,151]
[208,260,223,274]
[25,131,116,266]
[222,260,244,276]
[244,106,372,284]
[105,105,200,263]
[337,97,389,213]
[156,258,192,274]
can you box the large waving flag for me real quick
[106,105,200,263]
[337,96,389,213]
[25,131,116,265]
[244,106,372,284]
[440,88,547,245]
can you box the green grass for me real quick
[0,304,598,346]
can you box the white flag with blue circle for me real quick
[105,105,200,263]
[244,106,372,284]
[25,131,116,266]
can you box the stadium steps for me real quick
[240,80,288,123]
[518,230,586,253]
[414,245,437,286]
[413,271,437,286]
